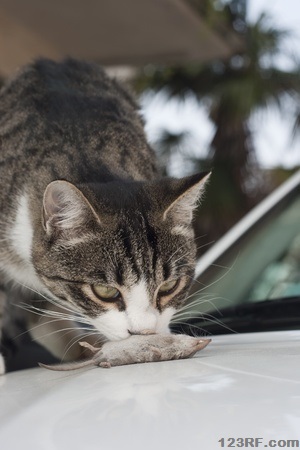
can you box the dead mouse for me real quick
[39,333,211,371]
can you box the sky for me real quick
[141,0,300,174]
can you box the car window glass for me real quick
[190,188,300,315]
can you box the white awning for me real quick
[0,0,236,77]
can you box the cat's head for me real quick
[32,173,210,340]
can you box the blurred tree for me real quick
[134,0,300,252]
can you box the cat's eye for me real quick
[158,279,178,295]
[92,284,120,301]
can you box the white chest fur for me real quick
[11,194,33,262]
[5,193,44,291]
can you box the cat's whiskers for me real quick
[15,297,89,321]
[173,295,223,315]
[172,321,209,337]
[13,281,125,349]
[15,320,72,341]
[172,315,237,334]
[93,335,107,347]
[169,239,214,266]
[15,302,103,361]
[17,300,91,324]
[61,330,102,361]
[165,244,189,265]
[16,281,84,317]
[172,302,221,323]
[15,300,94,344]
[195,240,216,254]
[170,239,214,267]
[172,307,223,321]
[29,325,96,342]
[171,252,191,266]
[184,288,232,306]
[170,274,235,333]
[184,263,235,293]
[171,286,237,334]
[14,304,94,343]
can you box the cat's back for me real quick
[1,58,140,130]
[0,58,137,139]
[0,58,157,195]
[0,58,142,130]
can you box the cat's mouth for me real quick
[91,305,175,341]
[128,329,157,335]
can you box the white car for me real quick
[1,171,300,450]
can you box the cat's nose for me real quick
[128,329,156,336]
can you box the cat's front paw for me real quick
[95,334,211,367]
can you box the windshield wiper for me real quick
[171,296,300,336]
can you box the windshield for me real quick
[171,184,300,335]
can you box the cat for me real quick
[0,58,209,374]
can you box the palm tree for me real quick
[134,0,300,249]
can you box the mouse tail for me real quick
[38,358,94,371]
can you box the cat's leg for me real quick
[0,285,32,373]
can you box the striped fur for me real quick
[0,59,209,372]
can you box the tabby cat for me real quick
[0,59,209,373]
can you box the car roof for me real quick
[1,330,300,449]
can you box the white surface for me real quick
[1,330,300,449]
[195,169,300,277]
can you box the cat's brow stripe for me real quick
[163,263,171,280]
[142,216,159,276]
[115,263,124,286]
[118,224,142,281]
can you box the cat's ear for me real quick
[162,172,211,225]
[42,180,100,236]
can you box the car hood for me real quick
[1,330,300,449]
